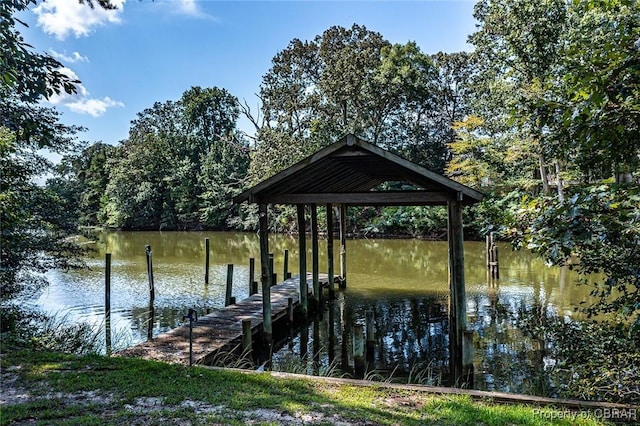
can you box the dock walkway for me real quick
[117,274,322,365]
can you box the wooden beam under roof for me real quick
[257,191,462,206]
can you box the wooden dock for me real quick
[117,274,323,365]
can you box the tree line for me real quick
[50,25,475,232]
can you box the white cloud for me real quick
[49,49,89,64]
[179,0,198,15]
[48,67,124,117]
[33,0,126,40]
[172,0,218,20]
[67,97,125,117]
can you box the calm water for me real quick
[29,231,599,395]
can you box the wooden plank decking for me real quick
[117,274,324,365]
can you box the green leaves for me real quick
[100,87,249,230]
[257,24,454,173]
[509,185,640,322]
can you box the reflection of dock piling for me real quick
[353,324,365,377]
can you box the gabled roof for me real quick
[233,134,483,206]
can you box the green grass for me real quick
[0,351,614,425]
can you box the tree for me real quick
[0,122,85,299]
[51,143,117,226]
[539,0,640,180]
[103,87,249,230]
[509,185,640,329]
[469,0,568,196]
[1,0,117,312]
[252,25,446,182]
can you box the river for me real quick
[29,230,599,395]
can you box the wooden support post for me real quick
[365,309,375,361]
[339,203,347,287]
[204,238,210,286]
[447,200,467,387]
[269,253,275,285]
[353,324,365,378]
[492,239,500,280]
[259,204,272,343]
[485,234,490,269]
[296,204,308,317]
[105,253,112,356]
[251,281,258,296]
[283,249,289,280]
[145,245,155,305]
[488,232,500,280]
[249,257,256,295]
[326,203,335,300]
[311,203,320,310]
[225,264,234,306]
[242,319,252,353]
[147,303,154,341]
[288,297,294,323]
[463,330,475,388]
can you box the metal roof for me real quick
[233,134,483,206]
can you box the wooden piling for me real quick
[204,238,210,286]
[283,249,289,280]
[492,242,500,279]
[147,303,154,341]
[269,253,275,285]
[258,204,272,343]
[353,324,365,377]
[145,245,155,305]
[487,232,500,279]
[326,203,335,300]
[311,203,320,310]
[249,258,256,295]
[485,235,490,269]
[225,264,234,306]
[447,200,467,387]
[288,297,294,322]
[105,253,112,356]
[339,203,347,288]
[296,204,308,317]
[242,319,252,353]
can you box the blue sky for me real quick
[20,0,478,146]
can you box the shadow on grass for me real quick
[1,351,608,426]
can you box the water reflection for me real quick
[31,231,602,395]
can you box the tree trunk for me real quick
[539,153,550,194]
[555,162,565,202]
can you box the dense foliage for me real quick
[1,0,91,305]
[247,24,472,182]
[56,87,250,230]
[509,186,640,326]
[0,0,116,340]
